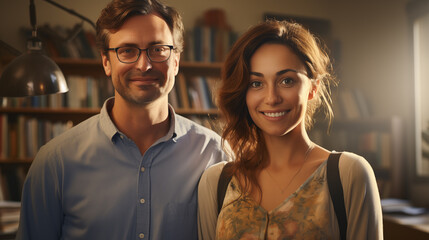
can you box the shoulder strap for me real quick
[327,152,347,240]
[217,162,233,214]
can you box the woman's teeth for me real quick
[264,111,286,117]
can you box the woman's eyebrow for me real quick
[250,69,298,77]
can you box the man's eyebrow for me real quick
[148,41,168,46]
[115,41,168,47]
[250,69,298,77]
[115,43,139,47]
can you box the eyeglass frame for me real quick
[106,45,175,64]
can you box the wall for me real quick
[0,0,415,195]
[0,0,412,117]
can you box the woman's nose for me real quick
[265,86,282,105]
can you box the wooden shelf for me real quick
[0,158,32,164]
[0,107,99,115]
[0,107,100,123]
[2,57,222,77]
[175,108,218,115]
[0,107,218,115]
[0,107,219,124]
[330,118,396,131]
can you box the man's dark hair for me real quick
[96,0,184,56]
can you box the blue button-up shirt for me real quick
[16,98,225,240]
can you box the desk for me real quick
[384,213,429,240]
[0,233,15,240]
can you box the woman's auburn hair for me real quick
[217,19,335,197]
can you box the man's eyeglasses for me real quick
[107,45,175,63]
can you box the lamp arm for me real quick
[30,0,37,31]
[43,0,96,30]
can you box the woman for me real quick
[198,20,382,240]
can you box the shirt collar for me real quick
[99,97,180,143]
[99,97,118,142]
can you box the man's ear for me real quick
[101,52,112,77]
[308,79,320,100]
[173,52,180,76]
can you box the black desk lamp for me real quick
[0,0,95,97]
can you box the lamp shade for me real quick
[0,52,69,97]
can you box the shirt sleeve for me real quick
[15,145,63,240]
[339,152,383,240]
[198,162,227,240]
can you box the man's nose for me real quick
[135,51,152,71]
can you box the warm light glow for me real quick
[413,14,429,177]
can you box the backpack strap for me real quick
[217,162,233,214]
[327,152,347,240]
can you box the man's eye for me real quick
[152,46,166,53]
[119,48,137,55]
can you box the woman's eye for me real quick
[280,77,295,87]
[249,81,262,88]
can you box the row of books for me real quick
[1,75,114,109]
[311,127,393,198]
[333,88,371,120]
[0,114,73,159]
[169,73,218,110]
[1,74,215,111]
[22,24,100,59]
[311,128,392,168]
[183,25,238,63]
[188,115,222,133]
[0,201,20,234]
[23,23,237,62]
[0,113,221,159]
[357,131,392,168]
[0,165,27,203]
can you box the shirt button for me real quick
[139,233,145,239]
[140,167,145,172]
[140,198,145,204]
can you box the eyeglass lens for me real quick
[116,46,172,63]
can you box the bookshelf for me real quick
[0,57,223,203]
[310,116,404,199]
[0,12,236,178]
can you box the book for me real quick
[188,25,237,63]
[168,85,180,109]
[353,88,371,117]
[0,115,7,159]
[192,76,210,109]
[381,198,426,215]
[0,201,20,234]
[176,73,190,109]
[338,88,361,119]
[84,30,101,60]
[73,27,95,59]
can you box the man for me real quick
[16,0,225,239]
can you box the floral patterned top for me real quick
[216,161,332,240]
[198,152,383,240]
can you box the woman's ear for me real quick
[308,79,320,100]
